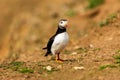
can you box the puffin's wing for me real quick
[44,35,55,56]
[47,35,55,51]
[43,35,55,50]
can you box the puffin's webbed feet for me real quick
[56,59,64,63]
[55,53,64,63]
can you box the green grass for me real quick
[101,50,120,69]
[0,61,60,74]
[99,13,117,27]
[114,55,120,60]
[87,0,105,9]
[8,61,24,71]
[99,64,117,70]
[10,61,24,67]
[9,62,34,73]
[18,67,34,73]
[115,50,120,54]
[116,59,120,64]
[0,61,34,74]
[113,50,120,67]
[99,19,109,27]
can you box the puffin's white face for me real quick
[58,19,68,28]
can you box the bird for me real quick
[43,19,69,63]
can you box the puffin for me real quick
[43,19,69,62]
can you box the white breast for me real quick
[51,32,69,55]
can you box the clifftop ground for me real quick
[0,0,120,80]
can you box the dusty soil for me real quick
[0,0,120,80]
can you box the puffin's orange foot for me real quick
[56,59,64,63]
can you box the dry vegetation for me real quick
[0,0,120,80]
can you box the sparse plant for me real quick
[109,13,117,20]
[0,61,34,73]
[116,59,120,64]
[99,64,117,70]
[87,0,105,9]
[113,50,120,64]
[18,67,34,73]
[115,50,120,54]
[99,50,120,71]
[99,19,109,27]
[10,61,24,67]
[99,13,117,27]
[8,61,24,71]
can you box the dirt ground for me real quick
[0,0,120,80]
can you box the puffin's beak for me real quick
[65,23,68,28]
[66,25,68,28]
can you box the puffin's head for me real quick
[58,19,68,29]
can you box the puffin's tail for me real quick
[45,52,48,56]
[42,47,47,50]
[43,47,51,56]
[45,51,51,56]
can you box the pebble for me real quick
[73,66,85,70]
[46,66,52,71]
[71,52,77,55]
[89,44,94,48]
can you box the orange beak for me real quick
[66,23,68,28]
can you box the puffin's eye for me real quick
[61,22,63,24]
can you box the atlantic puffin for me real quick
[43,19,69,62]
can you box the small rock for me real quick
[71,52,77,55]
[89,44,94,48]
[73,66,85,70]
[46,66,52,71]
